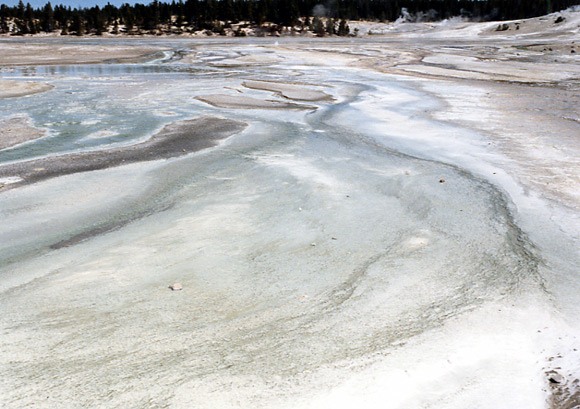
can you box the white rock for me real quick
[169,283,183,291]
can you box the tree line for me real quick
[0,0,578,36]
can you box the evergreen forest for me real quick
[0,0,579,36]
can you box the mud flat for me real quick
[242,80,334,102]
[0,115,247,189]
[0,80,53,98]
[196,94,318,110]
[0,43,165,66]
[0,116,46,149]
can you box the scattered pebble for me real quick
[439,179,445,183]
[169,283,183,291]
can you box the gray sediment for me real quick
[0,115,247,190]
[0,116,46,150]
[195,94,318,110]
[0,80,54,98]
[242,80,335,102]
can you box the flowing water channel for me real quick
[1,38,579,409]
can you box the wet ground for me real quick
[1,29,579,408]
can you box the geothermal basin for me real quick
[1,14,580,409]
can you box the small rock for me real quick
[169,283,183,291]
[311,242,317,246]
[439,179,446,183]
[331,237,337,240]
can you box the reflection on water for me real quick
[3,62,204,77]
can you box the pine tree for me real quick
[24,2,36,34]
[41,2,54,32]
[255,0,267,25]
[281,0,299,26]
[222,0,236,22]
[175,0,185,27]
[71,9,83,35]
[123,6,134,32]
[0,6,8,34]
[325,17,335,35]
[312,16,324,36]
[337,18,349,36]
[94,6,105,35]
[244,0,253,23]
[144,0,161,31]
[17,0,25,20]
[203,0,217,26]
